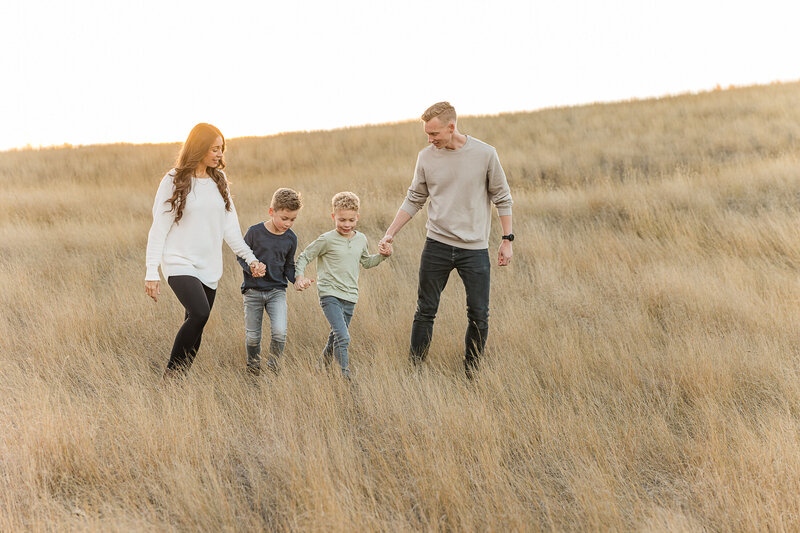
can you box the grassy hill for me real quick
[2,82,800,530]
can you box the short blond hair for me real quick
[421,101,456,124]
[271,188,302,211]
[332,191,360,212]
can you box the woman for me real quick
[145,123,265,376]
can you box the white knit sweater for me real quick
[145,171,257,289]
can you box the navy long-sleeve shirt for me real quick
[237,223,297,293]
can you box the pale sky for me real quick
[2,0,797,151]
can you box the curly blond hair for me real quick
[332,191,360,212]
[271,188,302,211]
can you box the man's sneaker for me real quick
[246,364,261,377]
[266,357,279,375]
[162,367,186,383]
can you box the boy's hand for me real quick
[294,276,315,291]
[250,261,267,277]
[378,241,392,257]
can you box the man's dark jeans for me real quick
[410,238,490,373]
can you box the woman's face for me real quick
[200,136,224,170]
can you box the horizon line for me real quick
[3,79,796,154]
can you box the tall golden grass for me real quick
[2,82,800,531]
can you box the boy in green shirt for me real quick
[294,192,392,377]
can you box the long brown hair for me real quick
[167,123,231,223]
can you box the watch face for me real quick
[504,234,514,241]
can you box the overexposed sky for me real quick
[2,0,797,151]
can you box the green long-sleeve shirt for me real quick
[295,230,387,303]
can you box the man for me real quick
[379,101,513,378]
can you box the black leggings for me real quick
[167,275,217,371]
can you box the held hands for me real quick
[145,280,160,302]
[378,240,393,257]
[498,240,513,266]
[378,234,393,249]
[147,263,265,303]
[294,276,315,291]
[249,261,267,277]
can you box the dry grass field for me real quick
[2,82,800,531]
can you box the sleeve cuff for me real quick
[497,207,512,217]
[400,200,421,216]
[145,266,160,281]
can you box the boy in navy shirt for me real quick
[238,188,302,375]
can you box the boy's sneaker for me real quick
[464,359,479,381]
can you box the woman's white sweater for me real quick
[145,171,257,289]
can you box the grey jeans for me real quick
[243,288,287,368]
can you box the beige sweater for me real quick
[400,136,513,250]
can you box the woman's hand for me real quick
[250,261,267,277]
[145,280,160,302]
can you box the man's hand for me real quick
[498,240,512,266]
[381,210,412,249]
[378,240,393,257]
[145,280,160,302]
[250,261,267,277]
[379,233,393,250]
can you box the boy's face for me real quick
[332,208,358,236]
[269,207,299,233]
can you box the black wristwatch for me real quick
[502,234,515,242]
